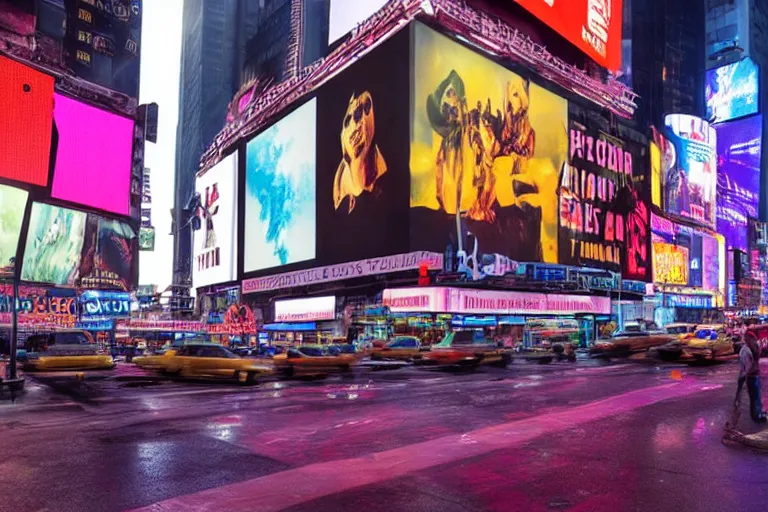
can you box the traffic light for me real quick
[418,262,430,286]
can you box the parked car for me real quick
[22,330,115,371]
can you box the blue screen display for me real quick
[706,58,759,124]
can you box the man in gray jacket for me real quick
[736,335,767,423]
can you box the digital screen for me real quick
[653,242,689,285]
[0,55,54,186]
[80,215,137,291]
[662,114,717,228]
[706,57,759,124]
[328,0,389,45]
[51,93,134,215]
[513,0,623,71]
[316,29,410,263]
[194,153,238,288]
[0,184,29,277]
[21,203,87,286]
[244,99,317,273]
[410,24,568,264]
[715,114,762,251]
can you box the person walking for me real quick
[736,335,767,423]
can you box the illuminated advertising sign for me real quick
[382,287,611,315]
[328,0,389,44]
[0,184,29,278]
[706,57,759,124]
[653,242,689,285]
[512,0,623,71]
[715,115,762,251]
[662,115,717,228]
[79,216,137,291]
[561,117,650,280]
[665,294,713,309]
[0,285,77,328]
[274,296,336,322]
[0,55,54,186]
[80,290,131,318]
[21,203,87,286]
[410,24,568,264]
[244,99,316,273]
[51,93,134,216]
[194,152,238,289]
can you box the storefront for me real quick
[380,287,611,347]
[264,296,344,345]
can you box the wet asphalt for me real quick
[1,357,768,512]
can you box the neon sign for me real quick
[653,243,689,285]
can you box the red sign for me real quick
[513,0,622,71]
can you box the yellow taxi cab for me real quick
[370,335,426,361]
[132,347,178,370]
[683,324,734,361]
[273,344,363,376]
[136,342,273,384]
[423,330,511,367]
[22,330,115,371]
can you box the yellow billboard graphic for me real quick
[653,242,689,285]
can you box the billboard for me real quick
[706,57,759,124]
[328,0,388,45]
[0,55,55,187]
[561,114,650,280]
[79,215,137,291]
[0,184,29,278]
[316,29,410,264]
[410,23,568,264]
[662,115,717,228]
[51,93,134,216]
[513,0,623,71]
[653,242,689,285]
[715,114,762,251]
[244,99,317,273]
[63,0,142,98]
[194,152,238,289]
[21,203,87,286]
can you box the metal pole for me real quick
[617,275,623,331]
[9,276,19,380]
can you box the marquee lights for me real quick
[199,0,637,173]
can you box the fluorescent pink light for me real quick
[51,93,134,216]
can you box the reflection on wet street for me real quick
[3,360,768,512]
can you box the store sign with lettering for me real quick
[243,251,443,294]
[665,294,713,309]
[559,122,633,272]
[80,291,131,318]
[274,296,336,322]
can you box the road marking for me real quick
[129,380,714,512]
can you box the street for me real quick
[2,359,768,512]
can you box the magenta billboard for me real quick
[51,93,134,216]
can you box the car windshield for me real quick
[299,346,325,357]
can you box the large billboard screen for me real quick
[51,93,134,215]
[512,0,623,71]
[410,23,568,264]
[651,214,719,290]
[0,55,54,187]
[0,184,29,278]
[79,215,137,291]
[716,115,762,252]
[316,28,410,264]
[244,99,317,273]
[328,0,388,45]
[561,112,650,280]
[662,114,717,228]
[21,203,87,286]
[706,57,759,124]
[194,152,238,289]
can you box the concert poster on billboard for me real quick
[79,214,137,291]
[410,23,568,264]
[63,0,142,98]
[561,111,651,280]
[316,29,410,264]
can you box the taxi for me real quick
[370,336,426,361]
[423,330,511,367]
[657,324,734,362]
[135,343,273,384]
[22,330,115,371]
[273,344,363,376]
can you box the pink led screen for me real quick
[51,93,134,216]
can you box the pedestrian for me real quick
[735,334,767,423]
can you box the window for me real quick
[55,332,90,345]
